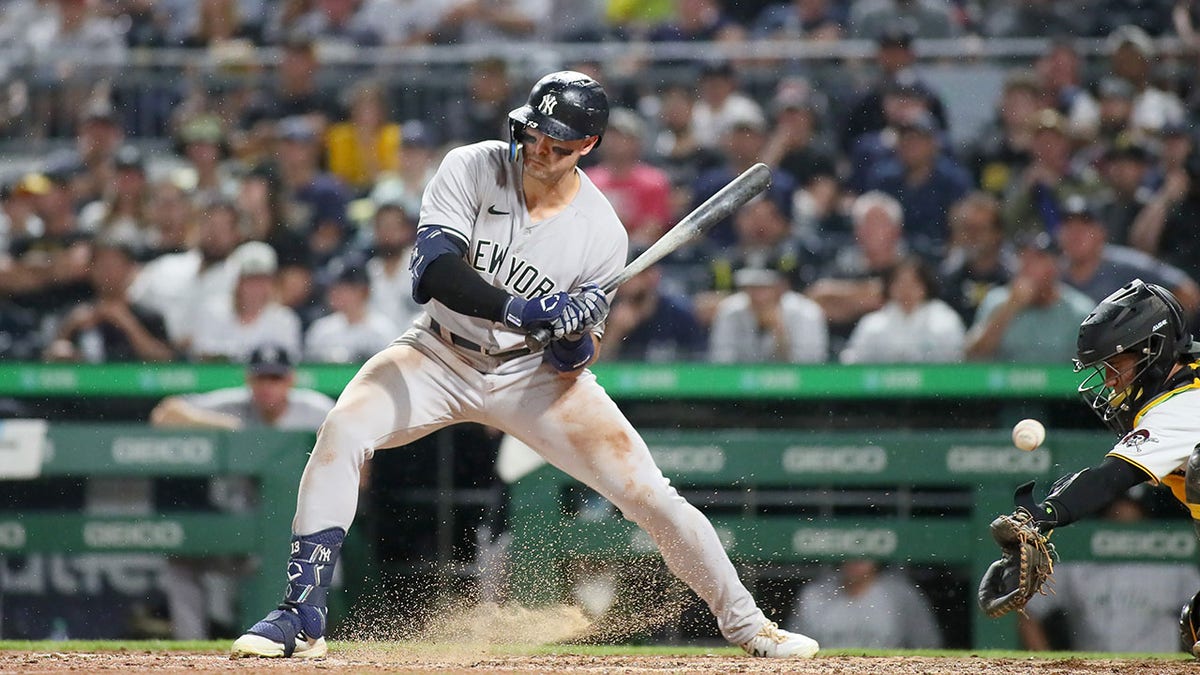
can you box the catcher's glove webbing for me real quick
[977,508,1057,618]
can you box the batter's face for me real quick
[519,127,596,185]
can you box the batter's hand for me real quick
[569,283,611,330]
[504,292,584,340]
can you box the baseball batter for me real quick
[231,71,818,660]
[977,279,1200,655]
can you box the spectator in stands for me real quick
[1056,194,1200,314]
[430,0,546,44]
[1155,121,1194,182]
[587,108,673,248]
[1018,493,1200,652]
[0,174,48,255]
[364,201,421,332]
[964,231,1095,363]
[1085,77,1138,149]
[787,559,943,648]
[841,26,949,153]
[70,101,124,208]
[43,236,174,363]
[150,344,336,640]
[849,0,958,40]
[690,61,766,151]
[1034,40,1099,138]
[239,33,340,136]
[304,262,397,363]
[840,255,965,364]
[290,0,384,48]
[23,0,128,137]
[597,256,706,362]
[846,77,938,194]
[695,195,817,325]
[761,78,838,200]
[444,58,518,145]
[0,167,92,321]
[709,263,828,363]
[1095,134,1156,245]
[939,191,1016,326]
[1130,149,1200,285]
[1001,108,1103,237]
[806,191,906,346]
[647,0,745,42]
[325,79,401,195]
[176,114,240,206]
[190,241,303,362]
[144,180,195,259]
[648,82,724,187]
[983,0,1085,38]
[79,145,154,251]
[863,109,972,257]
[369,119,441,217]
[129,200,245,348]
[752,0,844,41]
[1104,24,1186,135]
[155,0,268,47]
[965,70,1039,197]
[274,115,353,266]
[235,164,308,267]
[691,107,798,248]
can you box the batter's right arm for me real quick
[412,228,576,337]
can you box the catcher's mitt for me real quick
[977,508,1057,618]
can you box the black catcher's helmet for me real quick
[1075,279,1195,433]
[508,71,608,157]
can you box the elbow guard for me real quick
[410,227,468,304]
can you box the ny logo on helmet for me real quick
[537,94,558,116]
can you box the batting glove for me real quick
[571,283,611,329]
[545,334,595,372]
[502,292,571,335]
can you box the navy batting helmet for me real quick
[508,71,608,156]
[1075,279,1196,433]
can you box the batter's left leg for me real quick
[488,370,817,658]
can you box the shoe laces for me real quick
[756,621,788,645]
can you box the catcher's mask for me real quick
[508,70,608,160]
[1074,279,1195,434]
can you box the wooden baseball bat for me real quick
[526,162,773,349]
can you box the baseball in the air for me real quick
[1012,418,1046,452]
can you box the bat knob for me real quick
[525,328,551,351]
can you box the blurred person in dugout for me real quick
[787,558,943,649]
[150,345,336,639]
[1019,492,1200,653]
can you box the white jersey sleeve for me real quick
[1105,387,1200,483]
[418,142,494,248]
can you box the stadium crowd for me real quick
[2,0,1200,368]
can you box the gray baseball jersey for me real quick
[418,140,626,371]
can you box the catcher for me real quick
[978,279,1200,655]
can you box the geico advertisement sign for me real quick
[792,528,898,556]
[945,446,1051,473]
[111,436,215,465]
[649,446,725,474]
[0,521,26,549]
[782,447,887,473]
[82,521,185,549]
[1090,529,1195,559]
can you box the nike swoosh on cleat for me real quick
[487,205,510,215]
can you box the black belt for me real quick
[429,318,535,359]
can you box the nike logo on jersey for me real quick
[487,205,510,215]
